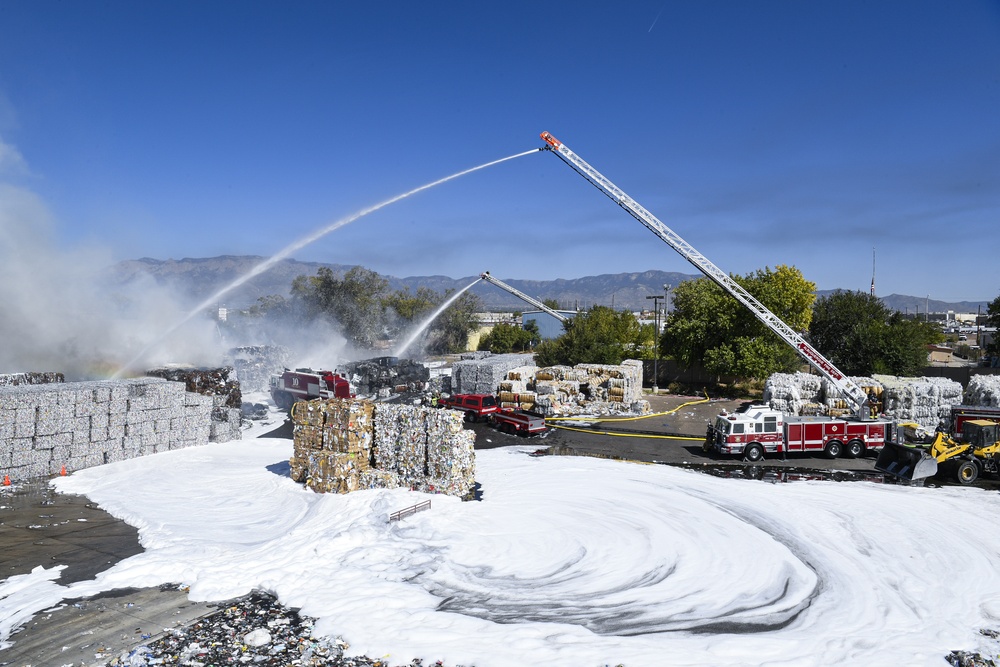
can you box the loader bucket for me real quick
[875,442,938,481]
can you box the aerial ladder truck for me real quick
[479,271,569,323]
[539,132,905,465]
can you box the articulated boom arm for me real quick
[539,131,870,417]
[480,271,568,322]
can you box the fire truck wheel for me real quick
[825,441,843,459]
[956,460,980,485]
[274,391,294,410]
[744,444,764,462]
[845,440,865,458]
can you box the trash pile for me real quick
[289,398,476,499]
[228,345,291,393]
[763,371,966,431]
[108,589,453,667]
[0,372,64,386]
[965,374,1000,407]
[0,377,237,480]
[342,356,431,396]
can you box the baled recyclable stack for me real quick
[451,354,535,394]
[0,372,64,387]
[0,377,222,481]
[875,375,964,431]
[291,399,476,499]
[821,376,882,416]
[531,360,647,417]
[764,372,824,415]
[965,375,1000,407]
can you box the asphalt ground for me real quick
[1,392,993,665]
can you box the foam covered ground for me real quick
[3,433,1000,665]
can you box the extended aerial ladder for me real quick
[539,131,871,419]
[479,271,569,323]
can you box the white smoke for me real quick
[0,180,223,379]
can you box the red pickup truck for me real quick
[490,408,547,436]
[438,393,499,422]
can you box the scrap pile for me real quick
[289,398,475,499]
[764,372,966,431]
[341,356,431,396]
[228,345,290,393]
[0,372,64,386]
[965,374,1000,407]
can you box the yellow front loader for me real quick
[876,419,1000,484]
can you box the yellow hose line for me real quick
[547,423,703,441]
[544,394,711,423]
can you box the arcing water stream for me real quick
[393,277,483,358]
[112,148,542,378]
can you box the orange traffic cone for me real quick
[60,465,67,476]
[3,474,10,486]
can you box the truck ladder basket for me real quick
[389,499,431,523]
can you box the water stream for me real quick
[393,278,482,358]
[112,147,542,377]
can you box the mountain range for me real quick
[106,256,990,315]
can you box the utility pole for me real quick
[647,285,670,394]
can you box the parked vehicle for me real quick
[438,393,499,422]
[489,408,547,436]
[269,368,354,409]
[704,402,894,462]
[877,419,1000,484]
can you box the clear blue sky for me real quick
[1,1,998,302]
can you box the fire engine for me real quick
[704,402,894,462]
[540,131,899,463]
[269,368,355,409]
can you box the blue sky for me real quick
[1,1,998,302]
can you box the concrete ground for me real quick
[0,392,987,665]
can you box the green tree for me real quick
[478,321,540,354]
[660,265,814,379]
[985,295,1000,359]
[809,290,942,376]
[423,290,481,354]
[383,286,438,338]
[533,306,644,366]
[542,298,561,310]
[290,266,389,348]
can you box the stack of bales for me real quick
[0,372,64,387]
[289,398,475,499]
[876,375,964,430]
[532,360,647,416]
[763,372,824,415]
[965,375,1000,407]
[821,376,884,417]
[0,377,224,480]
[145,367,243,442]
[497,364,540,411]
[451,354,536,395]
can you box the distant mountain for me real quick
[105,256,989,315]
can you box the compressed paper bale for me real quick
[965,375,1000,407]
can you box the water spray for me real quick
[393,277,483,358]
[112,148,543,378]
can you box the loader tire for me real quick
[956,460,980,485]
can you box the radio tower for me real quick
[870,247,876,296]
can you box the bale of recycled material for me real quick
[966,375,1000,407]
[875,375,964,431]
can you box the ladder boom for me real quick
[539,131,870,417]
[480,272,568,322]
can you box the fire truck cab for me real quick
[270,368,355,409]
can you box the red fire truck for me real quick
[704,402,895,462]
[269,368,355,409]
